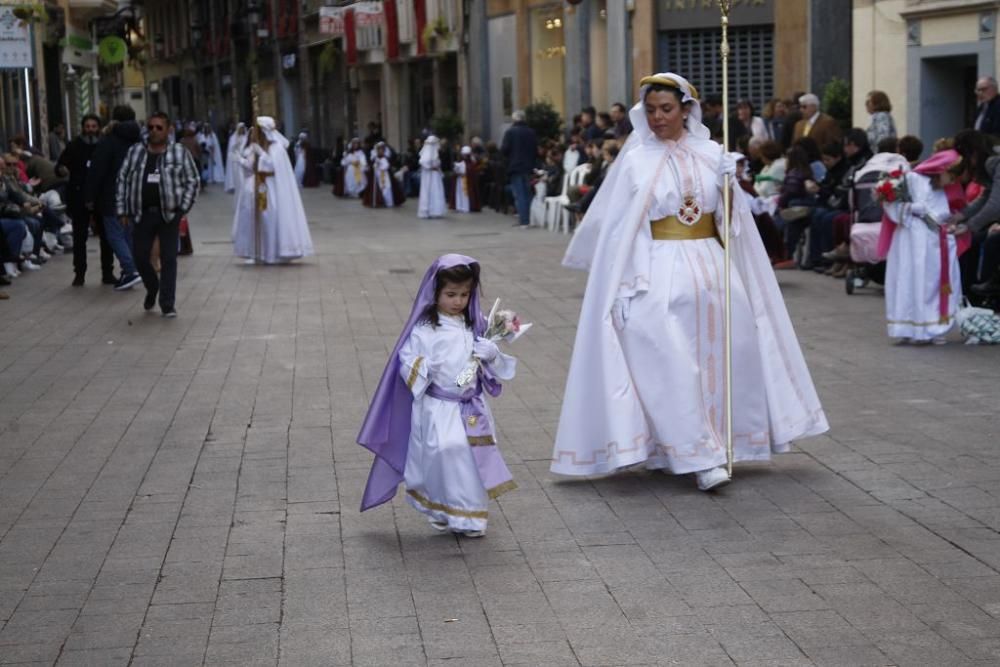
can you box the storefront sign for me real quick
[355,1,385,27]
[320,7,346,36]
[0,8,34,69]
[658,0,772,30]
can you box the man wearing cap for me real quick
[792,93,841,149]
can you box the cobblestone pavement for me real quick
[1,186,999,667]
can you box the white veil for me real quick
[419,135,440,166]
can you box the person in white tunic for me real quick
[552,73,829,491]
[197,123,225,184]
[341,138,368,197]
[294,132,308,187]
[231,116,314,264]
[224,122,247,194]
[357,256,518,537]
[879,149,967,343]
[418,135,447,218]
[453,145,472,213]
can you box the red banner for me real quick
[414,0,426,55]
[344,8,357,65]
[384,0,399,60]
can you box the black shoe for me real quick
[72,274,84,287]
[971,277,1000,295]
[0,274,10,286]
[114,273,142,291]
[102,274,118,285]
[143,290,157,311]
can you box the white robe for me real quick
[294,143,307,187]
[224,131,246,193]
[418,157,446,218]
[883,173,962,341]
[399,316,516,532]
[232,143,314,263]
[342,150,368,197]
[197,131,226,184]
[554,133,828,476]
[373,156,394,206]
[453,161,470,213]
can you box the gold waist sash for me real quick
[650,212,717,241]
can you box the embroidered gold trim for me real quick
[887,317,953,326]
[487,480,518,499]
[468,435,496,446]
[406,489,488,519]
[406,356,424,390]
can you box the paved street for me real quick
[0,185,998,667]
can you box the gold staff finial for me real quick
[717,0,734,479]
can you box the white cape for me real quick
[552,89,828,476]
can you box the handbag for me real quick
[956,298,1000,344]
[780,205,812,222]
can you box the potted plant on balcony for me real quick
[318,41,342,76]
[11,3,49,25]
[421,17,451,53]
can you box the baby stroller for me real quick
[844,153,909,295]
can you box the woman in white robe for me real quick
[453,145,472,213]
[371,144,394,207]
[224,123,247,194]
[197,124,226,184]
[881,149,965,343]
[552,73,828,490]
[294,132,308,187]
[232,117,314,264]
[341,138,368,197]
[418,135,447,219]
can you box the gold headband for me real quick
[639,75,700,102]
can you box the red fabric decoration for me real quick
[345,8,357,64]
[414,0,427,55]
[384,0,400,60]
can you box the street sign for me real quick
[0,8,34,69]
[98,36,128,65]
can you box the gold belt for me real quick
[650,212,717,241]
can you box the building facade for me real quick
[854,0,998,150]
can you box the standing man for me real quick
[973,76,1000,136]
[792,93,842,149]
[85,104,142,291]
[500,109,537,229]
[58,114,111,286]
[115,111,199,318]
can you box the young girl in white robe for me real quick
[418,135,447,218]
[880,149,967,343]
[341,139,368,197]
[358,255,517,537]
[453,146,472,213]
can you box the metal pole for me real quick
[718,0,734,478]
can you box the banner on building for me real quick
[354,2,384,28]
[319,7,345,36]
[0,8,34,69]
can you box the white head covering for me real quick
[460,145,472,156]
[419,135,440,164]
[629,72,710,142]
[256,116,289,149]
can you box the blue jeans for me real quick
[0,218,27,261]
[808,207,840,264]
[22,216,41,255]
[508,172,531,226]
[102,214,136,275]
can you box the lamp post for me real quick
[247,0,261,118]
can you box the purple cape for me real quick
[357,254,488,511]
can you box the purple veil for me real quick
[357,254,486,511]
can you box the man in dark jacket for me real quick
[500,110,538,228]
[973,76,1000,136]
[58,114,111,286]
[84,105,142,291]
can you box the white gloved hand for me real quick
[909,202,927,217]
[472,338,499,362]
[611,298,630,330]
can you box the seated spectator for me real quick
[753,140,786,198]
[794,136,827,181]
[610,102,632,139]
[898,135,924,166]
[596,112,614,139]
[736,99,769,143]
[762,98,787,145]
[540,148,565,197]
[774,144,817,269]
[563,130,583,172]
[877,137,899,155]
[804,141,856,274]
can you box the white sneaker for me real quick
[243,258,257,265]
[22,259,41,271]
[695,466,731,491]
[429,520,448,532]
[3,262,18,277]
[462,529,486,538]
[38,248,51,260]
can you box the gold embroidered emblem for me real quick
[467,415,478,427]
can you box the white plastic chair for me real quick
[529,180,548,227]
[550,163,591,234]
[543,172,570,230]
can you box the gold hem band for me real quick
[487,480,518,499]
[406,489,488,519]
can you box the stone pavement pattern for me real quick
[0,186,999,667]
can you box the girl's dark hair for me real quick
[422,263,480,328]
[954,129,995,184]
[785,145,813,176]
[793,136,821,162]
[758,140,783,162]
